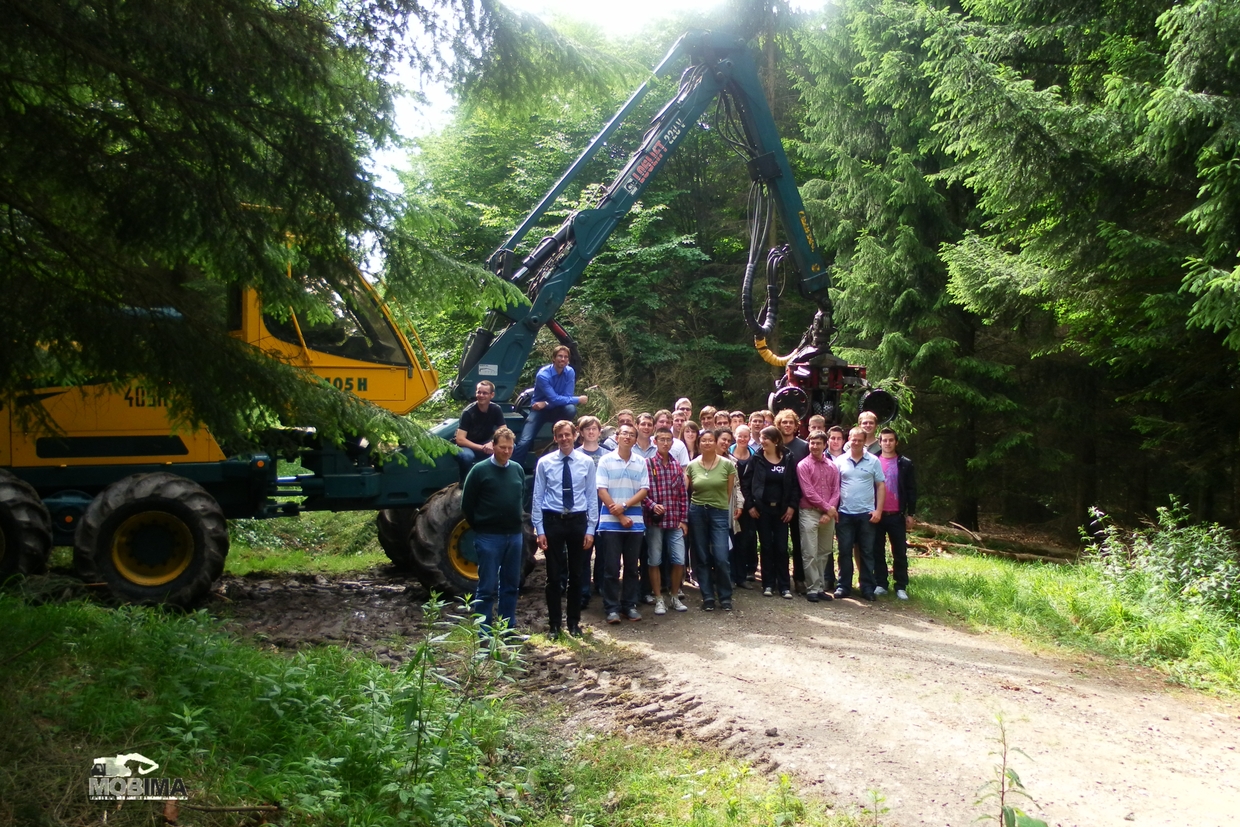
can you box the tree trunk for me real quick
[1073,371,1097,534]
[952,325,979,529]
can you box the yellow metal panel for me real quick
[5,279,441,474]
[8,385,226,470]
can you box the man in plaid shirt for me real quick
[643,427,690,615]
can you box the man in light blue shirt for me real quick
[834,427,886,601]
[532,420,598,638]
[514,345,588,463]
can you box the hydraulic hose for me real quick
[741,181,776,338]
[748,247,804,364]
[753,335,794,367]
[741,259,779,338]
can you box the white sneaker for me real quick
[763,587,773,597]
[896,589,909,600]
[873,586,888,596]
[654,598,667,615]
[670,596,688,612]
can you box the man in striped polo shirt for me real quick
[596,423,650,624]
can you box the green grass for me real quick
[910,554,1240,693]
[0,595,526,826]
[0,594,860,827]
[224,459,391,577]
[226,510,388,576]
[518,731,863,827]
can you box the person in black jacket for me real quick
[775,409,810,593]
[742,426,800,598]
[873,428,918,600]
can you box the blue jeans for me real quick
[456,446,482,481]
[472,532,523,631]
[513,404,577,464]
[690,504,732,604]
[835,513,877,594]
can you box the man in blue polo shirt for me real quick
[513,345,588,464]
[834,426,886,601]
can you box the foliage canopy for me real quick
[0,0,577,450]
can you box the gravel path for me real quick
[211,566,1240,827]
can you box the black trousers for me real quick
[543,511,588,629]
[755,503,791,592]
[731,511,757,585]
[599,530,642,613]
[873,511,909,590]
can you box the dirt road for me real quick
[213,569,1240,827]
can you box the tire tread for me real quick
[74,473,227,607]
[0,469,52,578]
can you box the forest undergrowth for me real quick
[0,591,860,827]
[912,501,1240,694]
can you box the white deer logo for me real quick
[90,753,159,778]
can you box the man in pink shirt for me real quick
[873,428,917,600]
[796,430,841,603]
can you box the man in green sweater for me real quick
[460,426,526,633]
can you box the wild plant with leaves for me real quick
[1092,499,1240,621]
[974,717,1048,827]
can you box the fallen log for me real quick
[909,538,1070,565]
[912,521,1079,560]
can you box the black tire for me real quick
[376,507,448,594]
[73,473,228,607]
[0,469,52,580]
[411,485,535,597]
[376,508,418,568]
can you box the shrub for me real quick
[1091,499,1240,621]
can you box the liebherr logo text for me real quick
[624,117,686,195]
[88,753,189,801]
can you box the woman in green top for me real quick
[685,429,737,611]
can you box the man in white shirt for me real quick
[596,425,650,623]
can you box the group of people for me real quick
[457,346,918,637]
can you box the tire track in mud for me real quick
[211,568,788,771]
